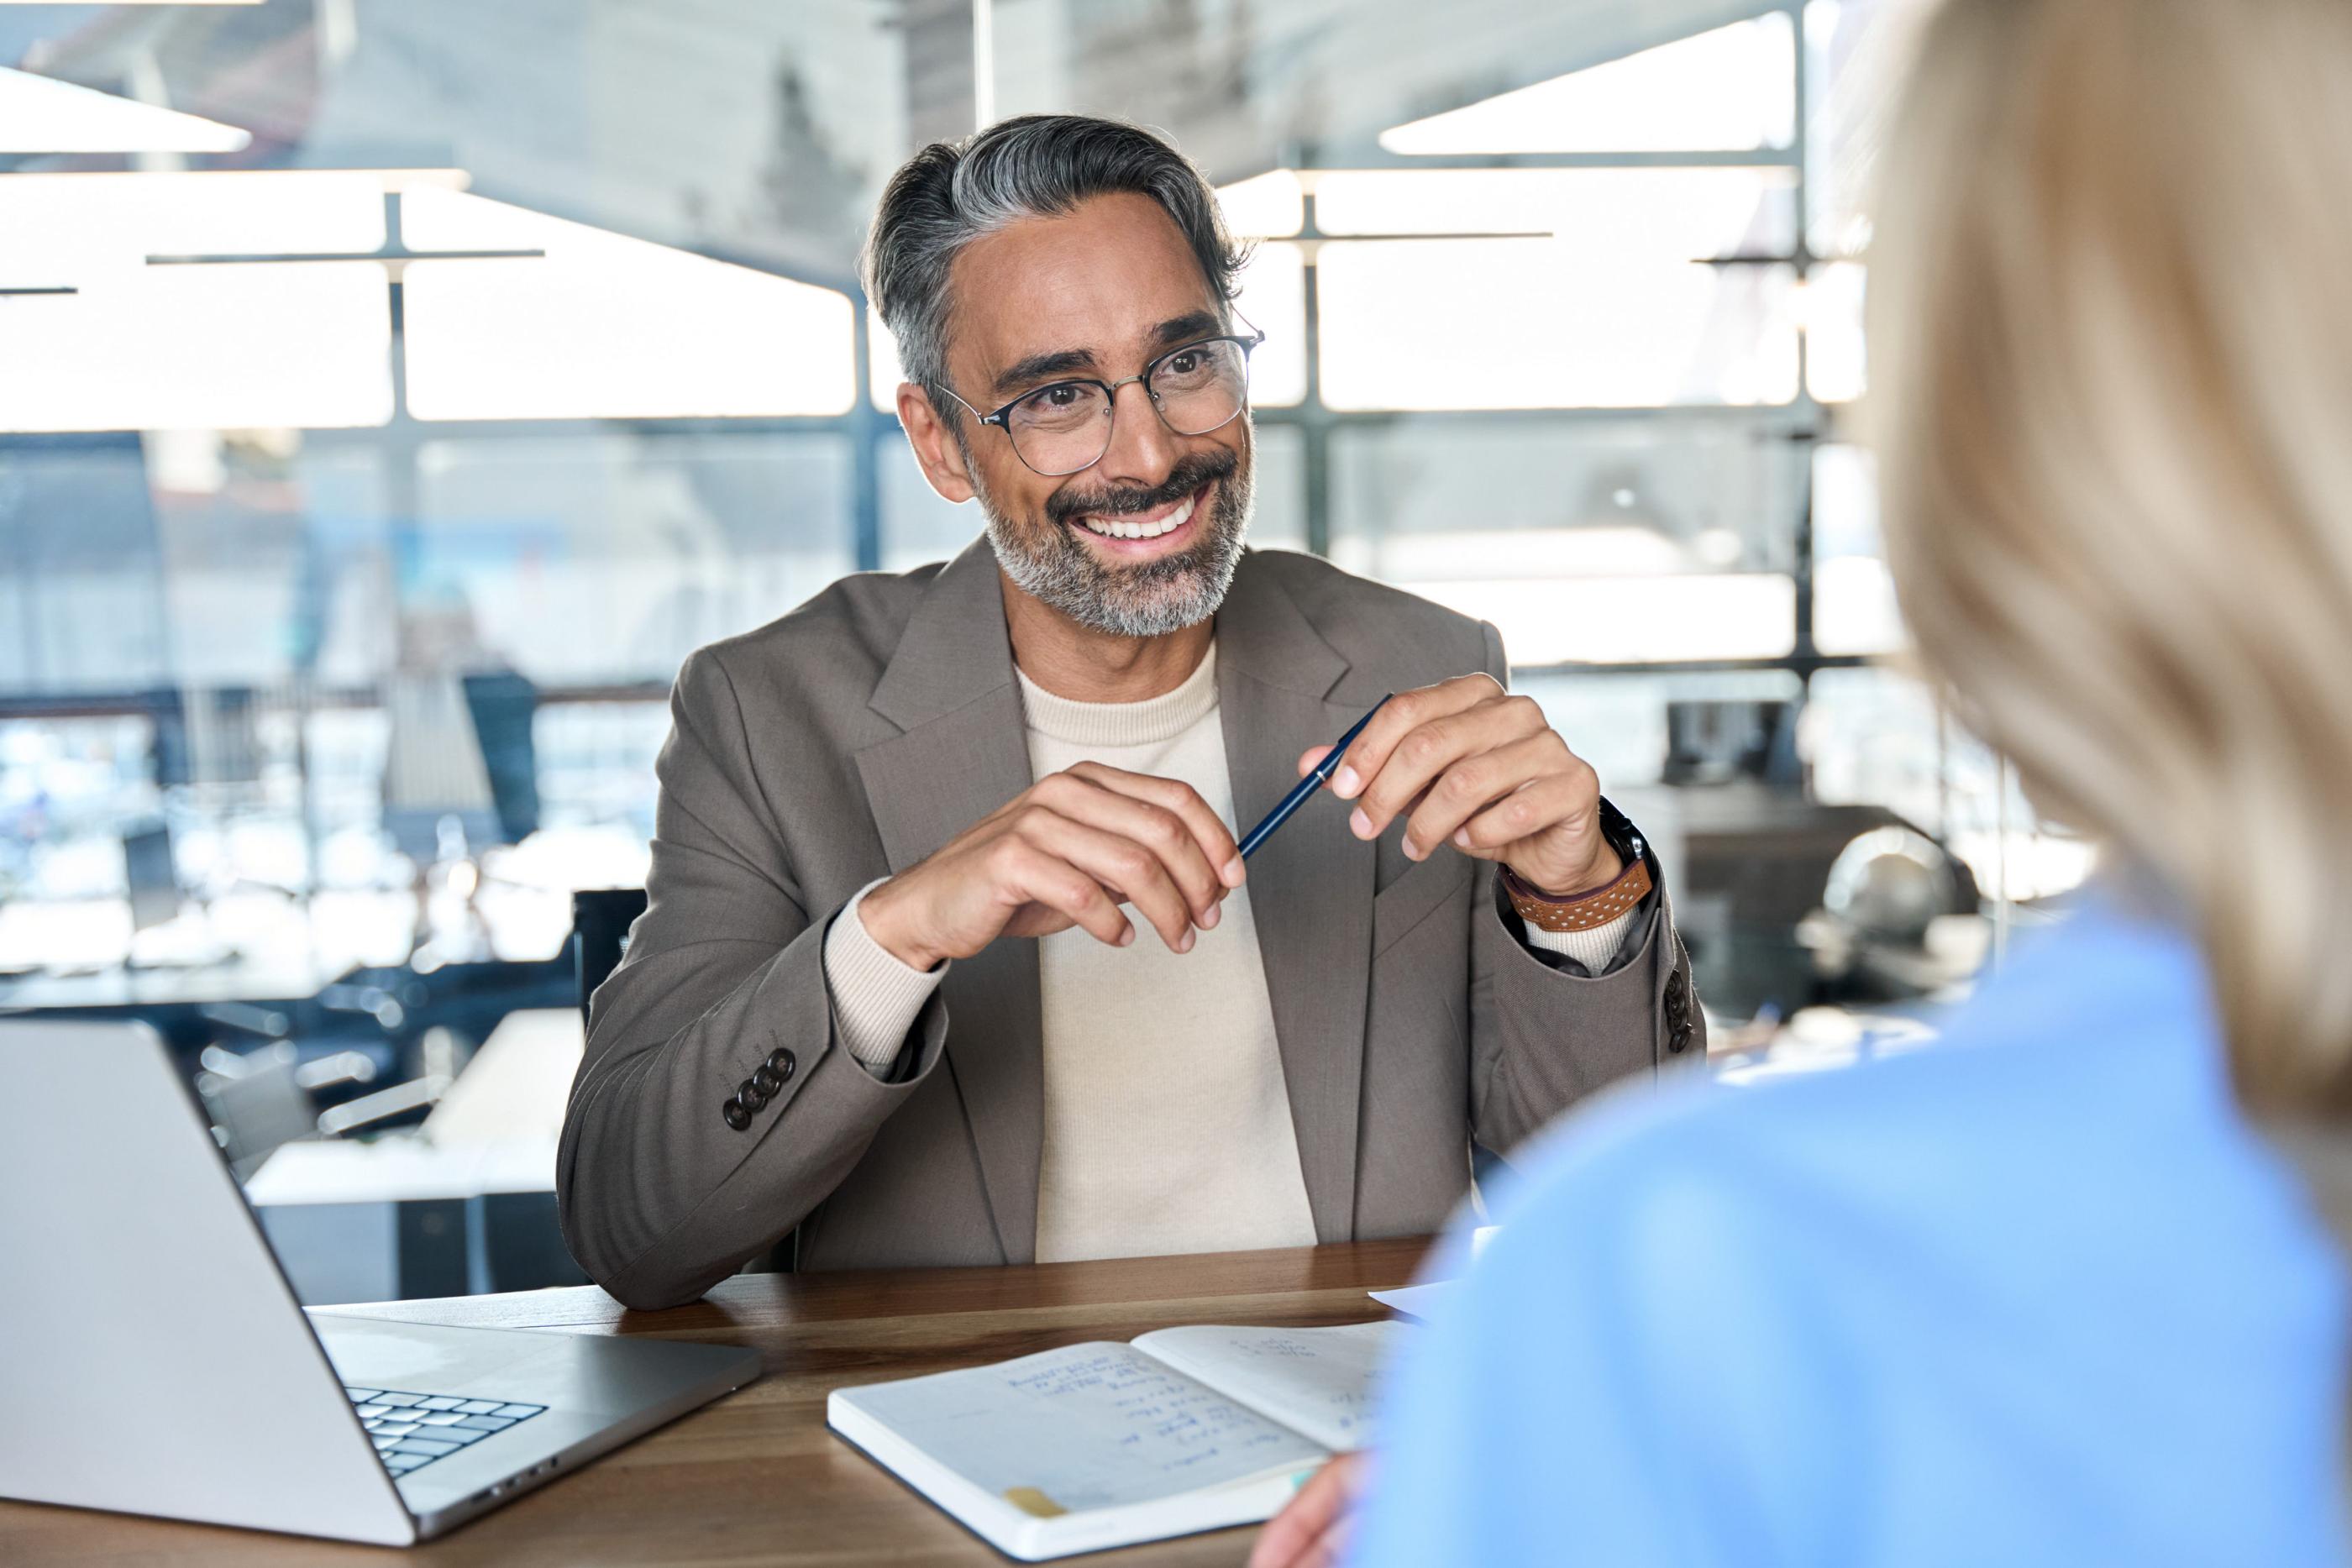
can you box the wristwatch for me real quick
[1501,797,1653,933]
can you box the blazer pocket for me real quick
[1371,856,1473,956]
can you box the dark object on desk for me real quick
[1236,694,1391,859]
[122,821,179,934]
[1809,826,1984,999]
[1663,699,1803,790]
[1675,784,1979,1018]
[571,887,795,1274]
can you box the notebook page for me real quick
[1128,1322,1403,1454]
[832,1341,1327,1519]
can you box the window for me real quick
[1812,443,1903,658]
[1329,417,1807,664]
[401,191,858,421]
[412,433,857,682]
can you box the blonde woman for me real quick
[1254,1,2352,1562]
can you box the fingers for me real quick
[1450,758,1601,859]
[1295,743,1334,779]
[1248,1457,1357,1568]
[1064,763,1246,891]
[1400,730,1576,861]
[988,839,1134,949]
[1341,684,1543,847]
[1036,773,1226,927]
[1016,808,1203,954]
[1328,675,1503,805]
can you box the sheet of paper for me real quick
[1368,1281,1461,1324]
[1362,1225,1499,1320]
[832,1341,1326,1518]
[1129,1322,1400,1454]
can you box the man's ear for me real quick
[897,382,977,505]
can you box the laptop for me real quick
[0,1020,762,1546]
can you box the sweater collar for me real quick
[1016,642,1220,748]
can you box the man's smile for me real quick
[1067,482,1210,558]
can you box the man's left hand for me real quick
[1299,674,1622,896]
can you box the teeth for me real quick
[1081,493,1197,542]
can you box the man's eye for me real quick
[1164,351,1202,376]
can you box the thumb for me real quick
[1297,744,1334,779]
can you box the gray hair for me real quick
[861,114,1248,423]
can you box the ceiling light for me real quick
[0,66,251,154]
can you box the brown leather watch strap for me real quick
[1504,855,1654,932]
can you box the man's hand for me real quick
[858,761,1244,971]
[1300,674,1621,895]
[1249,1453,1365,1568]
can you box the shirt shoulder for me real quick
[1376,904,2348,1566]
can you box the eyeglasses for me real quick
[938,323,1264,478]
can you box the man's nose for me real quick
[1091,378,1181,490]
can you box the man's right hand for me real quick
[856,761,1245,971]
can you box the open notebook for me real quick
[827,1320,1403,1560]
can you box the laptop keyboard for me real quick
[343,1386,549,1478]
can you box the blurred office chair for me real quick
[570,888,648,1032]
[568,887,795,1274]
[460,671,541,847]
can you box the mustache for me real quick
[1044,449,1238,527]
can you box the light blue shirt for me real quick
[1355,898,2349,1567]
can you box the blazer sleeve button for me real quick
[722,1097,752,1131]
[738,1078,769,1112]
[766,1048,797,1082]
[750,1064,783,1097]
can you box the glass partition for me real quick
[0,0,2055,1170]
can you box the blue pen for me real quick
[1236,695,1393,860]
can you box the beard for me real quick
[979,444,1252,640]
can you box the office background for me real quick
[0,0,2072,1297]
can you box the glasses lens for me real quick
[1149,339,1250,435]
[1006,380,1113,475]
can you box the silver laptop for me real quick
[0,1020,762,1546]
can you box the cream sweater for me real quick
[820,644,1631,1261]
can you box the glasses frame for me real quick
[938,317,1266,478]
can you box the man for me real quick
[556,114,1702,1310]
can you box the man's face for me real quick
[939,191,1253,639]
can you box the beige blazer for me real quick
[557,540,1701,1308]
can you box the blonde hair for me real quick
[1869,0,2352,1116]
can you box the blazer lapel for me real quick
[1215,557,1379,1243]
[853,538,1043,1263]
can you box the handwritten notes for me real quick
[1128,1322,1402,1453]
[839,1342,1326,1515]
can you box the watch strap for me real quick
[1504,855,1654,932]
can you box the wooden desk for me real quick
[1,1238,1430,1566]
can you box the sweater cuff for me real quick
[824,878,948,1072]
[1520,909,1637,973]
